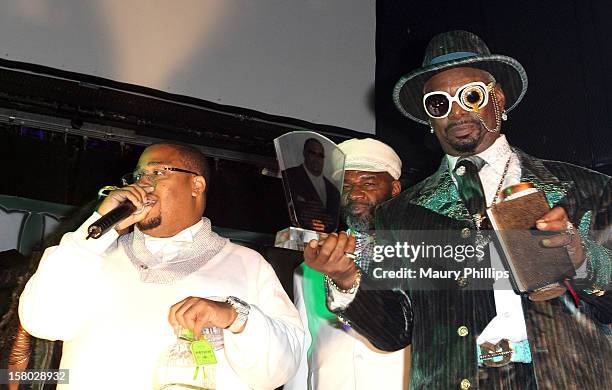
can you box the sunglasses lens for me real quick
[461,86,486,110]
[424,94,449,118]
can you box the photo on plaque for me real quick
[274,131,345,233]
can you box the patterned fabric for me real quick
[336,148,612,389]
[348,228,377,275]
[120,217,228,284]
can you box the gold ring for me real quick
[344,252,357,260]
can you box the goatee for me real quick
[444,120,485,153]
[137,215,162,231]
[341,203,374,232]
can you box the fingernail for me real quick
[536,221,547,229]
[309,240,318,248]
[542,239,550,246]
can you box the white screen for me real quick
[0,0,375,133]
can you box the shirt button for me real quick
[456,166,466,176]
[457,326,469,337]
[460,378,471,389]
[461,227,471,239]
[457,277,468,288]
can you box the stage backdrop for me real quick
[0,0,375,133]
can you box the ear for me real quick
[494,83,506,110]
[192,176,206,197]
[391,180,402,197]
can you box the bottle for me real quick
[154,326,224,390]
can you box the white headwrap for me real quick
[337,138,402,179]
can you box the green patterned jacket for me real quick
[337,148,611,389]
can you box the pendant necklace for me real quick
[474,155,512,261]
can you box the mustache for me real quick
[444,119,481,134]
[341,200,376,212]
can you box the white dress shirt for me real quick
[304,165,328,207]
[446,134,528,344]
[287,266,409,390]
[144,219,203,262]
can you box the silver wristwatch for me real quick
[225,296,250,332]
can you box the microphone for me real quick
[86,201,137,239]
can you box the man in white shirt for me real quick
[286,138,409,390]
[302,31,611,389]
[19,142,304,389]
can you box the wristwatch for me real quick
[225,296,250,332]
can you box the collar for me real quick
[144,219,203,259]
[303,164,325,183]
[446,134,512,176]
[411,145,573,218]
[122,217,228,284]
[144,219,203,244]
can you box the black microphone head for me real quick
[86,225,103,240]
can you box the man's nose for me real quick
[347,187,366,200]
[138,174,155,186]
[448,101,467,119]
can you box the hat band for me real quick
[429,51,478,65]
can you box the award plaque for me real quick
[274,131,345,250]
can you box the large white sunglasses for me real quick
[423,81,495,119]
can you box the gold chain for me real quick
[490,155,512,207]
[473,155,512,232]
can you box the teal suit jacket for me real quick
[336,149,612,389]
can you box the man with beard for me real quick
[285,138,407,390]
[304,31,611,389]
[19,143,304,389]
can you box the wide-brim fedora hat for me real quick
[393,30,528,125]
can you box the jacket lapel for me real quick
[514,148,573,207]
[409,149,573,219]
[410,159,472,221]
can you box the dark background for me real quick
[1,0,610,234]
[376,0,612,179]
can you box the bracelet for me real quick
[324,268,362,294]
[8,324,31,366]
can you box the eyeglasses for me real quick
[423,81,494,119]
[121,167,199,185]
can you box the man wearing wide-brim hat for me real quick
[304,30,611,389]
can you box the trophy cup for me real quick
[273,131,345,250]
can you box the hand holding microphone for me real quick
[87,184,157,239]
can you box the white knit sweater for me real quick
[19,214,304,390]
